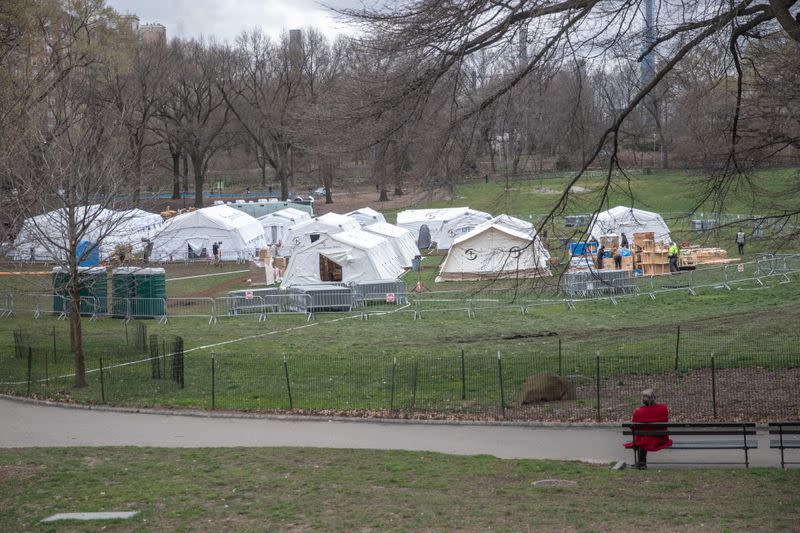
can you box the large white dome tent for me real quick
[436,214,551,281]
[280,229,404,287]
[257,207,312,246]
[396,207,492,250]
[345,207,386,227]
[588,206,671,245]
[150,204,266,261]
[281,212,360,257]
[362,221,419,268]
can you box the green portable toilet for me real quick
[52,267,108,316]
[52,267,70,314]
[79,267,108,315]
[111,267,138,318]
[132,267,166,318]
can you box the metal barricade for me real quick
[164,297,216,324]
[11,292,56,318]
[0,293,13,317]
[217,295,268,322]
[350,280,409,307]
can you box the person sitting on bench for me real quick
[624,389,672,469]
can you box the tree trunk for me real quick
[277,166,289,201]
[191,154,205,208]
[171,151,181,199]
[132,148,143,206]
[181,153,189,193]
[379,187,389,202]
[67,267,86,388]
[260,162,267,188]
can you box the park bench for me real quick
[769,422,800,469]
[622,422,758,468]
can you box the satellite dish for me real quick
[417,224,432,249]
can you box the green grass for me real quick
[2,271,799,415]
[0,447,798,532]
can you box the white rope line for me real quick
[167,269,250,282]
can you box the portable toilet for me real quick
[132,268,166,318]
[52,267,107,316]
[111,267,137,318]
[80,267,108,315]
[52,267,70,314]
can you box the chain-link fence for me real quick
[2,325,798,422]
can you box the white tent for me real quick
[396,207,492,249]
[110,208,166,252]
[150,204,266,261]
[280,229,405,287]
[588,206,671,245]
[362,221,419,267]
[345,207,386,227]
[257,207,312,246]
[13,205,152,261]
[436,216,551,281]
[282,212,360,257]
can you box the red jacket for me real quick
[624,403,673,451]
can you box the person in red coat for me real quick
[624,389,672,469]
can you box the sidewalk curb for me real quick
[0,393,621,429]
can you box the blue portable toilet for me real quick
[76,241,100,267]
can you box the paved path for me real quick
[0,397,781,467]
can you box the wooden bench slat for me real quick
[623,422,755,428]
[770,439,800,449]
[670,440,758,449]
[624,430,756,436]
[768,429,800,435]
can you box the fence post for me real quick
[44,348,48,392]
[52,326,57,363]
[595,351,601,422]
[26,347,32,396]
[211,352,216,410]
[558,337,562,376]
[460,349,466,400]
[125,320,129,345]
[497,351,506,419]
[674,325,681,371]
[99,357,106,403]
[283,354,293,410]
[711,353,717,419]
[411,360,418,410]
[390,357,396,411]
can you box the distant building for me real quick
[139,23,166,44]
[116,13,166,44]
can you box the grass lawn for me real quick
[1,271,799,418]
[0,447,798,532]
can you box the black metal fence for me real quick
[2,325,798,422]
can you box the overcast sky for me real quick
[106,0,365,43]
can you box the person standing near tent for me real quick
[612,245,622,269]
[624,389,672,469]
[596,244,605,269]
[736,229,746,255]
[620,233,629,249]
[668,241,680,273]
[212,241,221,265]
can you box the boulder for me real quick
[520,373,576,403]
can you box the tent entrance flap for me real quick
[319,254,343,282]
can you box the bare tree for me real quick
[340,0,800,231]
[2,0,135,387]
[106,37,169,204]
[159,39,233,208]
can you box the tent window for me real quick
[310,233,320,243]
[319,255,342,282]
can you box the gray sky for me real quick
[106,0,364,43]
